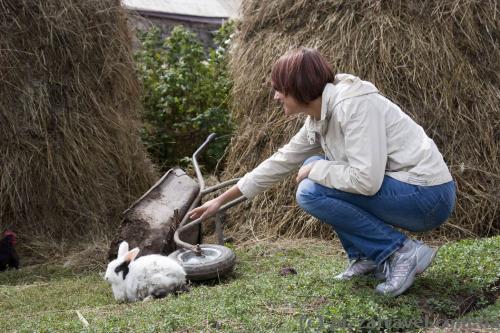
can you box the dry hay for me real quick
[223,0,500,240]
[0,0,158,245]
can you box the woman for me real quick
[188,48,456,297]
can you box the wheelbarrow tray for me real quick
[108,168,201,260]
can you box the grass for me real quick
[0,237,498,332]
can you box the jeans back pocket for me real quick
[416,181,456,230]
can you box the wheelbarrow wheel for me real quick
[168,244,235,281]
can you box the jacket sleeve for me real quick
[237,124,322,199]
[308,100,387,195]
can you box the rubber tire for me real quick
[168,244,235,281]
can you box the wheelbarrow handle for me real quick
[175,133,246,254]
[201,178,240,195]
[193,133,217,191]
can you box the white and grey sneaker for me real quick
[374,264,386,281]
[334,258,377,280]
[375,239,438,297]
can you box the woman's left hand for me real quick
[296,163,314,183]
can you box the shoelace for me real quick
[382,260,391,279]
[382,254,411,280]
[345,259,359,274]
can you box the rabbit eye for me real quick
[114,261,130,280]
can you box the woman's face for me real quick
[273,90,305,116]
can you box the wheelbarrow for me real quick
[168,134,246,280]
[109,134,246,280]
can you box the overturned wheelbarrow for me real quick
[109,134,246,281]
[108,168,201,260]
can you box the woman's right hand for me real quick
[187,185,243,221]
[188,198,222,220]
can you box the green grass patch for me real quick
[0,237,498,332]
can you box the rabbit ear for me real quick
[118,241,129,257]
[124,248,140,263]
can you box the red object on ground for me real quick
[3,231,17,246]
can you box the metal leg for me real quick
[215,212,224,245]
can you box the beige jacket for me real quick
[237,74,453,199]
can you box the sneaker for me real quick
[375,239,437,297]
[334,258,377,280]
[374,264,386,281]
[413,240,438,274]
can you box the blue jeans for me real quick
[296,156,456,264]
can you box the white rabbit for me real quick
[104,241,187,302]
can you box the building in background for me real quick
[122,0,241,47]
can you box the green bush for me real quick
[135,23,234,171]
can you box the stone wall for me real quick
[127,11,224,49]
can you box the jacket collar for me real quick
[319,74,380,121]
[306,74,379,135]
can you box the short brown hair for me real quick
[271,48,334,104]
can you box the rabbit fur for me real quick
[105,241,186,302]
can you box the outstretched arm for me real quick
[236,124,322,199]
[188,185,242,220]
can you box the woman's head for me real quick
[271,48,334,106]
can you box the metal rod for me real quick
[173,196,246,251]
[174,195,202,253]
[192,133,216,191]
[215,212,224,245]
[219,196,247,211]
[173,133,247,254]
[201,178,240,195]
[172,133,216,254]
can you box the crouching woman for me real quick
[188,48,456,297]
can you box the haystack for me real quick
[0,0,157,243]
[224,0,499,240]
